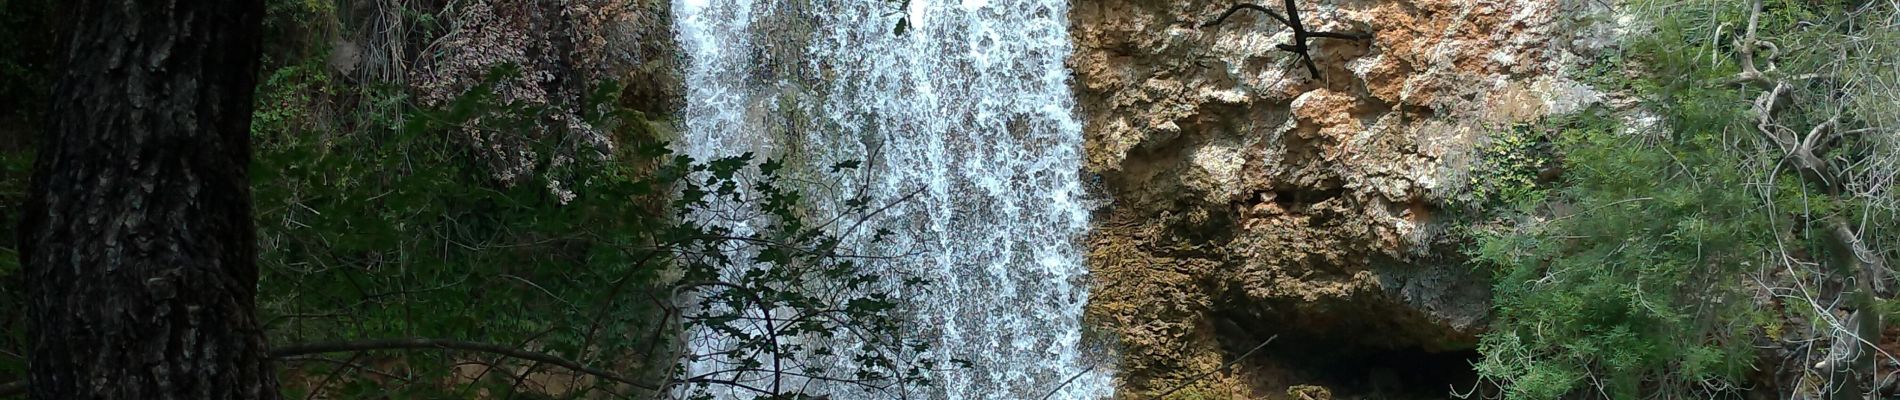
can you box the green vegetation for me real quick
[1457,123,1557,211]
[244,30,944,400]
[1471,111,1773,399]
[5,0,1896,398]
[3,1,949,398]
[1472,0,1900,398]
[251,59,669,397]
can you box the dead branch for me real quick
[1150,335,1279,399]
[1202,3,1295,28]
[1039,364,1100,400]
[1736,0,1773,84]
[1200,1,1373,79]
[270,338,659,391]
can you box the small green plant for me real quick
[1459,123,1555,210]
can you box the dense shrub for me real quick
[1471,111,1775,399]
[1473,0,1900,397]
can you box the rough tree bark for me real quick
[18,0,274,399]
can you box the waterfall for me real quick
[673,0,1112,398]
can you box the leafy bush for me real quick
[1471,112,1773,399]
[251,53,948,397]
[1473,0,1900,396]
[255,65,669,389]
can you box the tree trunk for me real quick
[18,0,274,399]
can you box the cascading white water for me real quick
[674,0,1111,398]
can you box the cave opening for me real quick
[1214,300,1485,399]
[1259,334,1482,399]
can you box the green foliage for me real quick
[264,0,334,32]
[1474,0,1900,396]
[4,2,947,396]
[252,61,667,397]
[1472,111,1774,399]
[1472,0,1900,396]
[253,58,342,138]
[260,0,337,60]
[670,153,952,400]
[252,53,946,398]
[1458,124,1556,210]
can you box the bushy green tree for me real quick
[1471,112,1775,399]
[1475,0,1900,397]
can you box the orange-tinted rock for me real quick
[1070,0,1612,396]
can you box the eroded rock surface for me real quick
[1070,0,1612,397]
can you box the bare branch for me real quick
[1200,2,1372,79]
[1151,335,1279,399]
[1754,82,1797,151]
[1736,0,1771,82]
[1306,31,1372,40]
[1799,111,1846,159]
[278,355,421,385]
[1039,364,1099,400]
[1200,3,1294,28]
[270,338,660,391]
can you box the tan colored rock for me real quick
[1072,0,1612,396]
[1289,384,1333,400]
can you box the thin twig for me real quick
[1151,335,1279,399]
[1200,1,1372,79]
[271,338,659,390]
[1039,364,1099,400]
[304,351,368,400]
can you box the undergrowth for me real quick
[1471,0,1900,397]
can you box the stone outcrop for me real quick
[1069,0,1612,397]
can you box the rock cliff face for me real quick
[1068,0,1612,397]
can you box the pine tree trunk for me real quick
[18,0,275,399]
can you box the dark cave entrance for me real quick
[1260,335,1482,399]
[1213,300,1484,399]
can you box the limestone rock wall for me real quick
[1069,0,1612,397]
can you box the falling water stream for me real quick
[673,0,1111,398]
